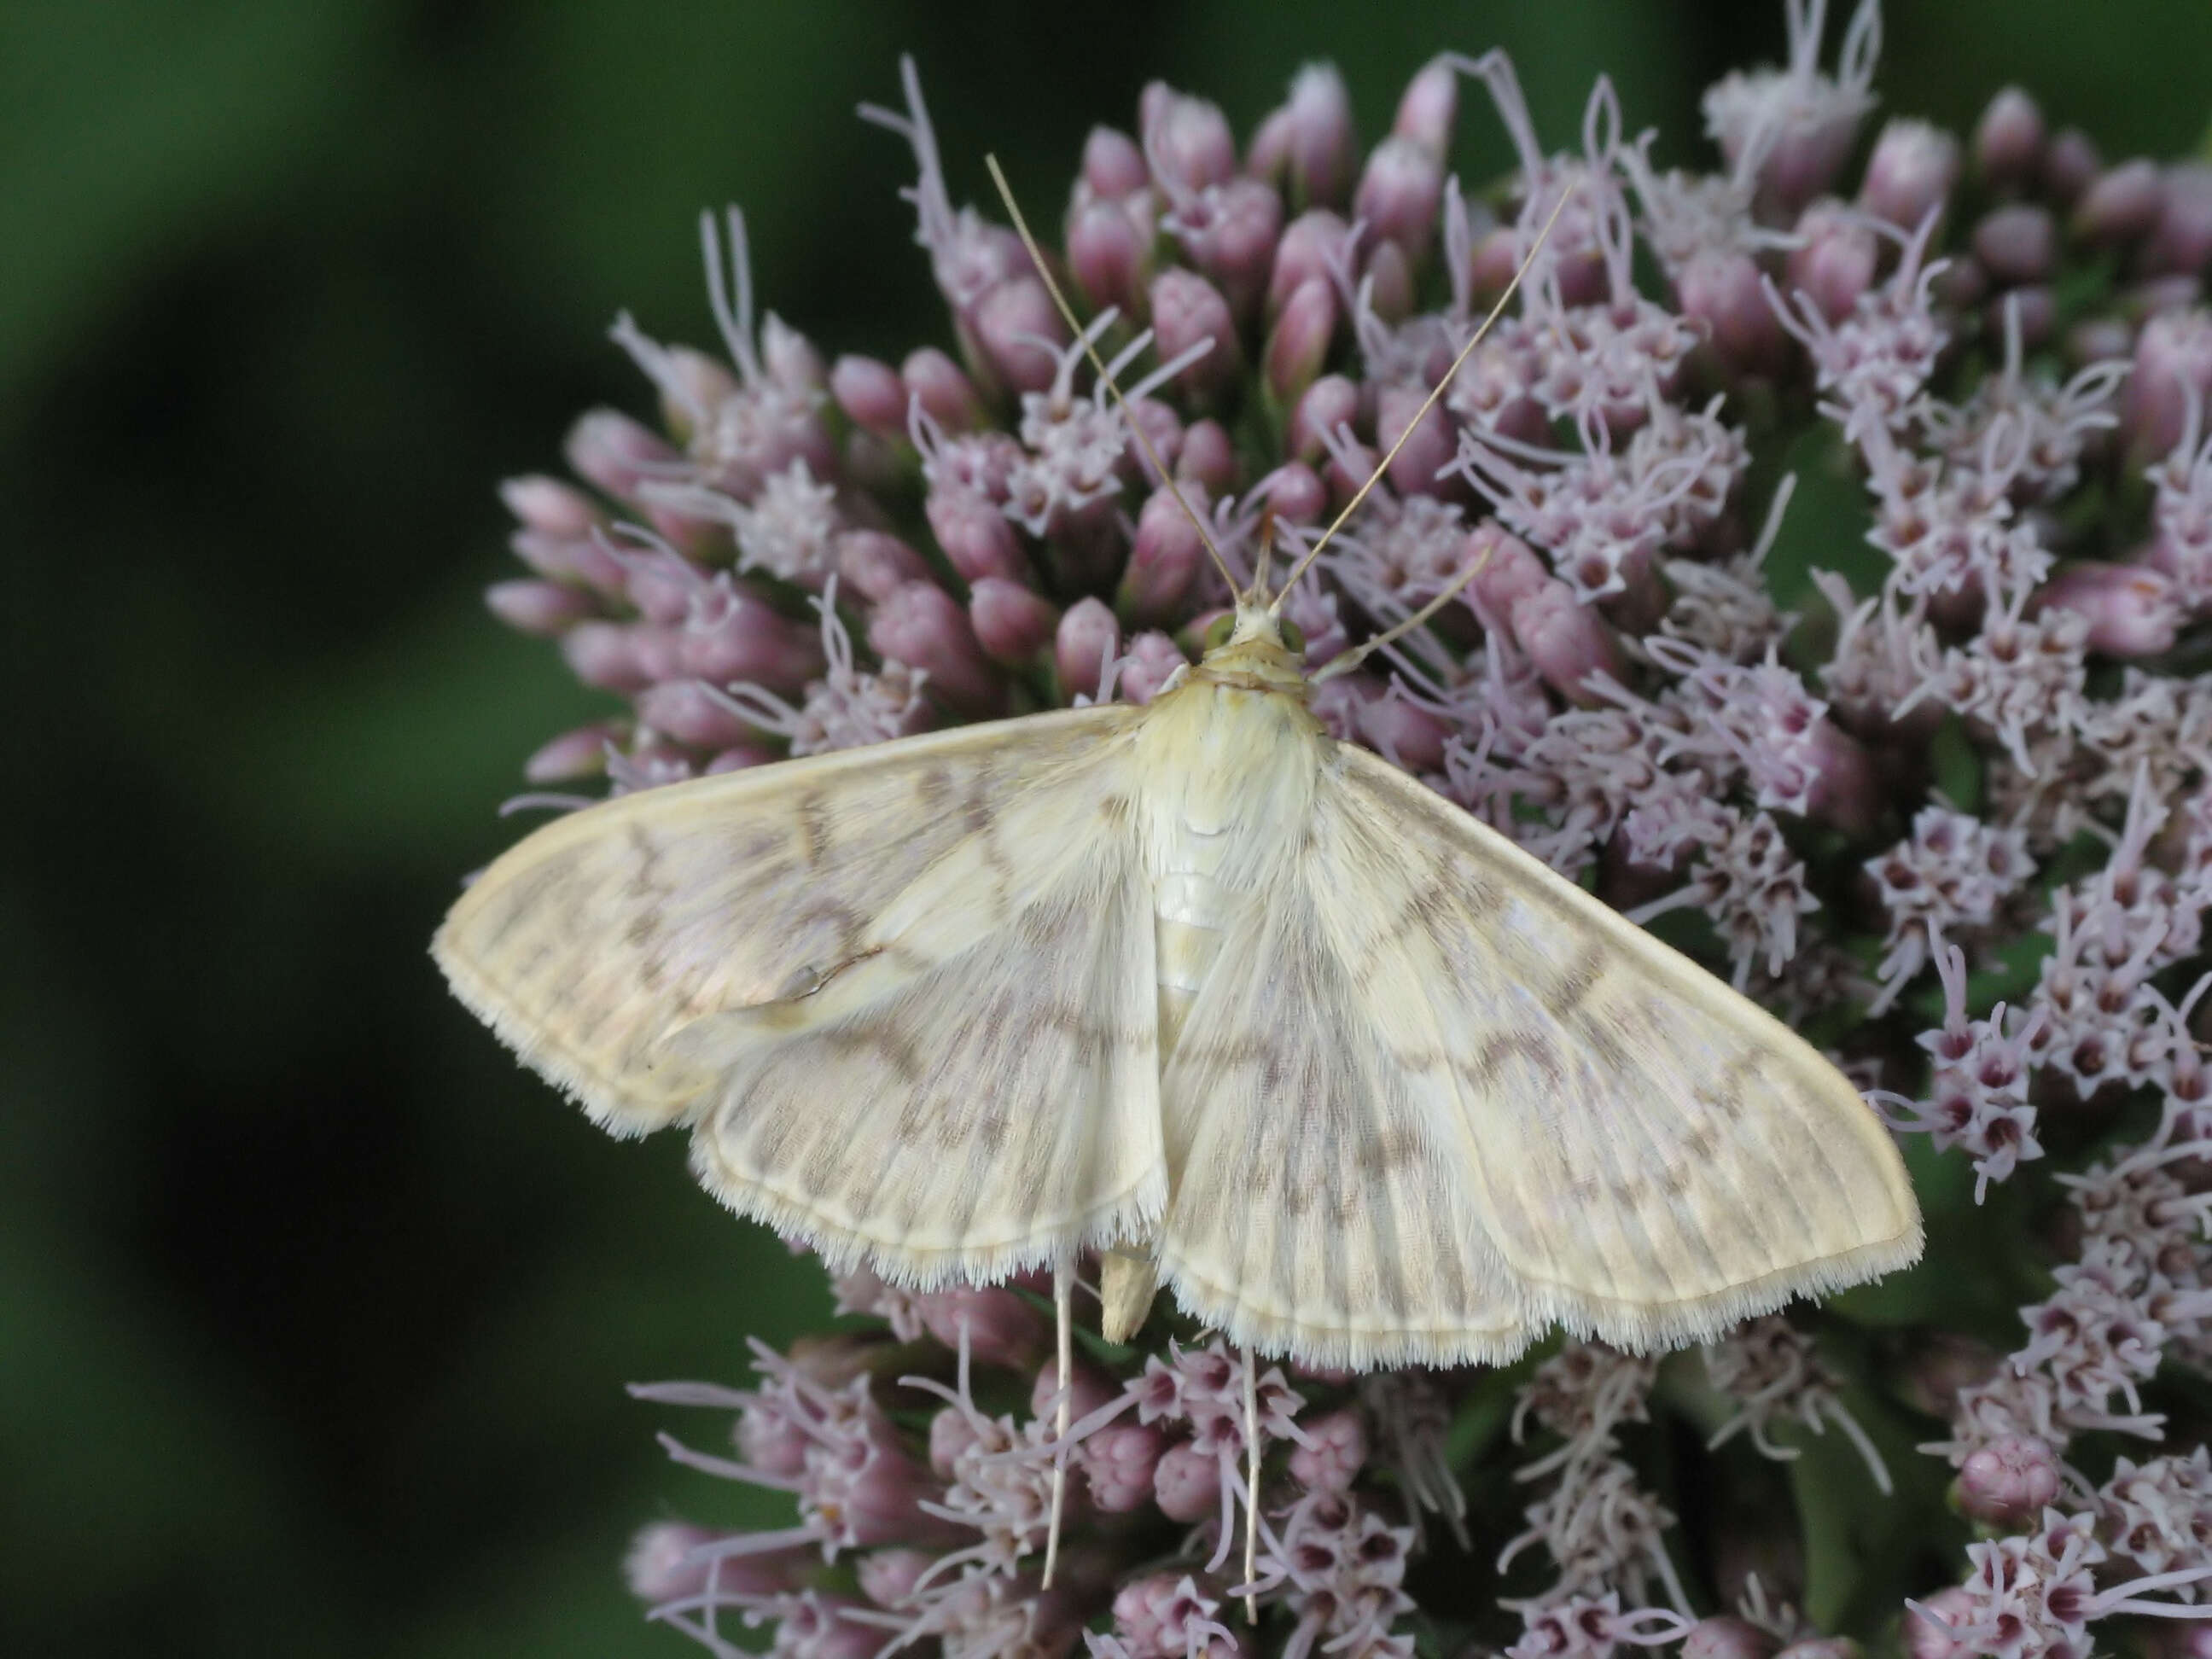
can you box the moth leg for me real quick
[1042,1261,1074,1590]
[1098,1244,1157,1342]
[1241,1346,1260,1623]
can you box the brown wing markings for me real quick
[793,789,833,869]
[1318,740,1921,1349]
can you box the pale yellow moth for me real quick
[434,157,1920,1600]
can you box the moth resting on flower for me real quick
[434,163,1918,1413]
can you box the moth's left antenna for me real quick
[984,154,1248,602]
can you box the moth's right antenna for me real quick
[1269,188,1571,610]
[984,154,1249,602]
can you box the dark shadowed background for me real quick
[5,2,2208,1652]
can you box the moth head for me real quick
[1195,602,1310,693]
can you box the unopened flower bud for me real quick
[562,620,652,693]
[626,624,686,684]
[1082,1423,1168,1513]
[513,528,629,599]
[1859,119,1959,231]
[1270,209,1352,316]
[1143,83,1237,194]
[926,487,1029,585]
[1249,63,1356,209]
[1290,375,1361,464]
[635,679,752,750]
[1260,462,1327,525]
[1974,205,2056,285]
[1393,54,1458,159]
[1266,278,1340,410]
[1973,87,2044,189]
[1124,395,1185,479]
[969,277,1067,397]
[868,581,1003,714]
[1355,135,1445,262]
[917,1284,1048,1369]
[1789,201,1879,323]
[2146,162,2212,277]
[2039,562,2181,655]
[1319,433,1377,503]
[678,594,824,688]
[1679,249,1788,373]
[523,721,622,784]
[1511,582,1624,704]
[1682,1617,1783,1659]
[1057,597,1121,699]
[969,577,1060,667]
[619,550,700,624]
[1286,1406,1367,1492]
[1777,1643,1860,1659]
[1152,1441,1220,1522]
[1362,239,1415,323]
[2123,307,2212,465]
[1176,420,1237,492]
[1121,632,1190,703]
[1083,125,1150,199]
[1122,483,1213,624]
[1468,522,1549,620]
[830,355,908,439]
[2042,127,2103,207]
[1376,381,1454,499]
[1467,224,1526,306]
[1068,197,1150,317]
[901,347,985,432]
[1032,1359,1116,1427]
[565,409,679,504]
[1807,719,1882,835]
[1150,269,1242,399]
[502,474,604,539]
[928,1403,981,1477]
[486,579,595,638]
[2074,159,2165,246]
[837,530,932,606]
[857,1548,936,1610]
[1179,178,1283,317]
[1955,1434,2060,1528]
[1358,689,1452,772]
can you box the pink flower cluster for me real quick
[459,0,2212,1651]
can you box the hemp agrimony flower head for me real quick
[469,3,2212,1652]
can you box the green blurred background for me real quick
[5,2,2209,1652]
